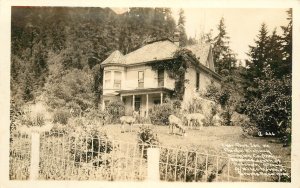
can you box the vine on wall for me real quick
[148,48,198,100]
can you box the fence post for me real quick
[30,132,40,180]
[147,148,160,181]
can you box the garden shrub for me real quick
[184,97,203,114]
[66,102,82,117]
[84,108,111,126]
[245,68,291,144]
[159,149,227,182]
[137,126,160,159]
[70,124,113,166]
[105,100,125,123]
[148,100,181,125]
[53,108,70,125]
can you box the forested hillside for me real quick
[11,7,177,109]
[11,7,292,145]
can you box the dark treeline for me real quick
[11,7,177,109]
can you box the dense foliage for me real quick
[137,126,160,159]
[242,9,292,144]
[149,48,199,100]
[148,99,181,125]
[105,100,125,123]
[11,7,178,128]
[245,67,292,139]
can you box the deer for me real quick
[120,111,139,133]
[168,115,186,136]
[184,113,205,129]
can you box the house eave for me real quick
[101,57,176,68]
[116,87,174,96]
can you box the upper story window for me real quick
[196,72,200,91]
[138,71,144,88]
[114,71,122,89]
[104,71,111,88]
[157,69,164,87]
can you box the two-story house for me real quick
[100,39,222,117]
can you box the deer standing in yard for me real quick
[120,111,139,133]
[168,115,186,136]
[184,113,205,129]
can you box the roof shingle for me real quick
[101,50,125,65]
[101,40,213,70]
[124,40,178,65]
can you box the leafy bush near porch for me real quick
[105,100,125,123]
[148,99,181,125]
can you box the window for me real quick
[196,72,200,91]
[114,71,121,89]
[158,69,164,87]
[138,71,144,88]
[105,71,111,88]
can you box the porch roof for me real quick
[117,87,173,96]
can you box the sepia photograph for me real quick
[1,0,299,187]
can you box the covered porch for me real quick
[118,88,173,117]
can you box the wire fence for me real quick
[9,130,291,182]
[39,131,147,181]
[158,146,291,182]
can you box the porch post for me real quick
[160,92,163,105]
[132,95,135,111]
[120,94,123,102]
[146,94,149,117]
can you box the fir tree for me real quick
[213,17,237,74]
[280,8,292,76]
[246,23,269,80]
[177,9,188,47]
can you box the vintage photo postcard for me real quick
[0,0,299,188]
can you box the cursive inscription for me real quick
[222,143,290,178]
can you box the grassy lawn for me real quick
[103,124,291,163]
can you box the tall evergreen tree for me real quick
[246,23,269,80]
[177,9,188,47]
[266,28,284,78]
[213,17,237,74]
[280,8,292,76]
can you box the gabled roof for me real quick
[124,40,178,65]
[186,43,211,67]
[101,50,125,65]
[101,40,214,71]
[185,43,215,71]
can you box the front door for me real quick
[134,96,141,112]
